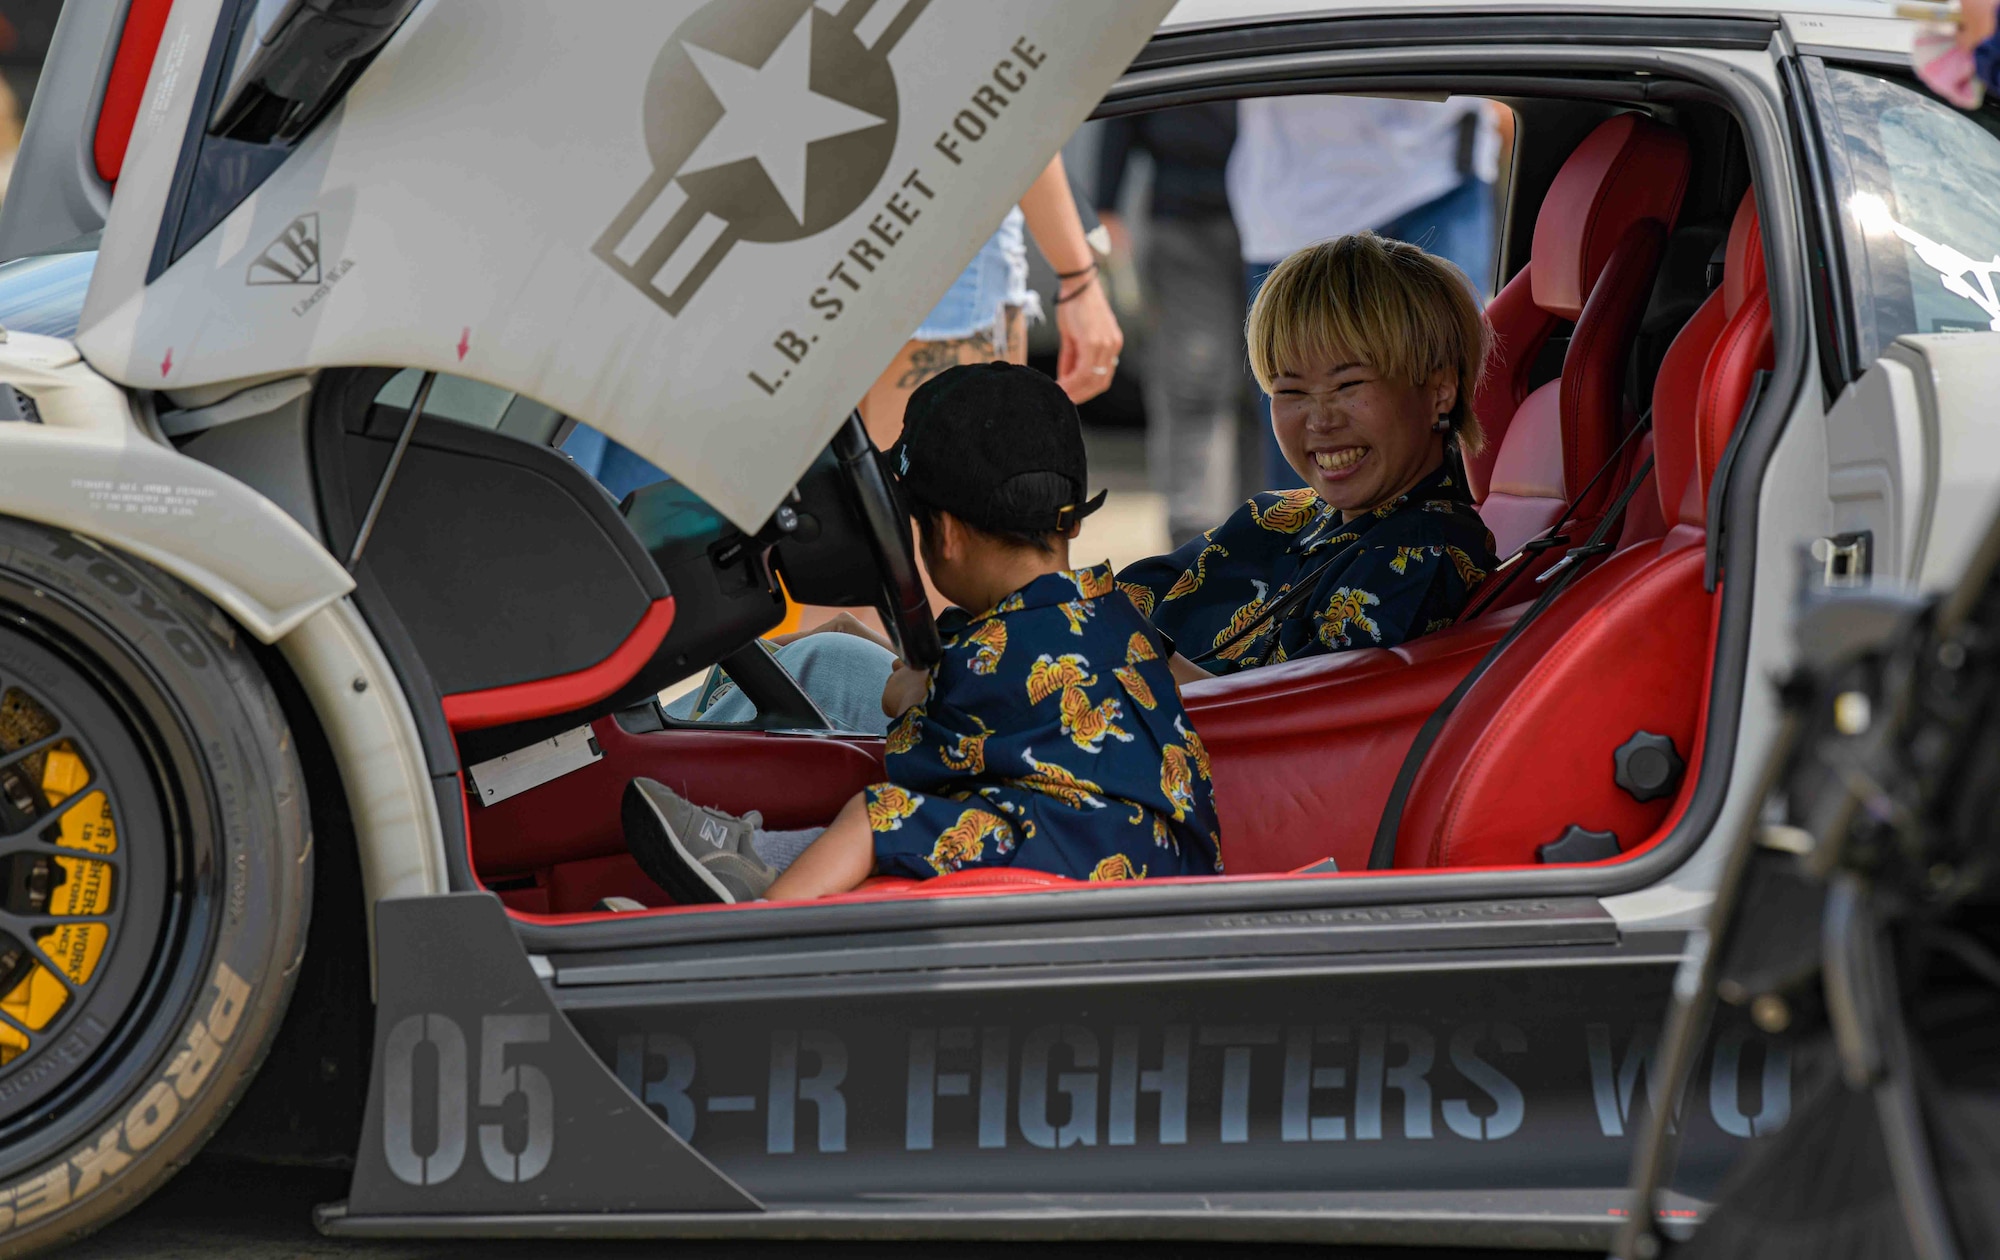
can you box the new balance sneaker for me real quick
[621,778,777,904]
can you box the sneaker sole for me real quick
[622,782,739,906]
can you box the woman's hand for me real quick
[1055,274,1124,404]
[881,659,931,719]
[771,610,895,653]
[1018,154,1124,403]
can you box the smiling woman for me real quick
[1117,233,1497,681]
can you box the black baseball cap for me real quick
[887,362,1107,536]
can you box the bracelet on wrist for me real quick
[1054,274,1098,306]
[1054,262,1097,281]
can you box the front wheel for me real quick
[0,518,310,1255]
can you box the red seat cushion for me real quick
[1193,605,1521,874]
[1391,189,1771,870]
[1396,529,1712,869]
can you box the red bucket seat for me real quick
[1390,188,1772,870]
[1471,114,1691,562]
[1193,115,1690,876]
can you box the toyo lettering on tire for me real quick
[0,517,309,1255]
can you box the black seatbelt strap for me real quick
[1188,531,1371,665]
[1365,450,1658,870]
[1194,441,1482,667]
[1459,412,1653,622]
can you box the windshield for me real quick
[1813,65,2000,362]
[0,251,97,341]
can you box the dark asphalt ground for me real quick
[62,1157,1581,1260]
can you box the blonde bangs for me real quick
[1246,233,1492,456]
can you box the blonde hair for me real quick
[1246,232,1492,456]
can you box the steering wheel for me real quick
[826,413,941,668]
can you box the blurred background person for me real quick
[1092,103,1241,546]
[0,2,61,213]
[1230,96,1505,490]
[858,153,1121,443]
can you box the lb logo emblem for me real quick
[595,0,922,315]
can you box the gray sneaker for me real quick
[621,778,776,905]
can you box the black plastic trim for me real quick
[1790,43,1913,72]
[550,897,1618,991]
[511,39,1808,958]
[1133,12,1779,72]
[431,772,475,894]
[712,643,830,731]
[145,0,242,282]
[1706,368,1769,591]
[318,1185,1707,1248]
[1782,55,1860,392]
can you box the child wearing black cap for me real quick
[623,361,1224,904]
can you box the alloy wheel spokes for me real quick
[0,678,127,1070]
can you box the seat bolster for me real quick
[1395,539,1712,870]
[1723,193,1768,316]
[1194,612,1518,873]
[1697,290,1774,502]
[1468,265,1561,501]
[1560,218,1666,521]
[1615,433,1666,550]
[1650,288,1727,518]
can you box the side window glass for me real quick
[659,662,762,726]
[374,370,567,445]
[1811,64,2000,363]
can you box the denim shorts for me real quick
[911,205,1038,347]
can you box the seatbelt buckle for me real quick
[1535,542,1613,583]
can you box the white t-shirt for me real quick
[1228,97,1501,263]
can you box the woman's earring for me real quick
[1432,415,1452,433]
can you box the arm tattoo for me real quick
[896,329,996,388]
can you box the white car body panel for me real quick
[76,0,1172,531]
[0,331,353,640]
[1899,335,2000,597]
[279,600,452,951]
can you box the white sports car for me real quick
[0,0,1993,1253]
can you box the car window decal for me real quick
[1851,191,2000,331]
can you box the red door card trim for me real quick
[441,597,676,731]
[93,0,177,185]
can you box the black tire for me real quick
[0,518,310,1255]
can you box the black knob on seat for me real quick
[1539,824,1621,864]
[1613,730,1684,803]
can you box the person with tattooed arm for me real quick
[858,153,1125,441]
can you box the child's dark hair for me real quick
[909,471,1073,555]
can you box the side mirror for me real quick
[210,0,420,144]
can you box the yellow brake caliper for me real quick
[0,735,116,1065]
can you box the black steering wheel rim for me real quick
[830,412,941,668]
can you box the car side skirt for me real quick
[327,893,1785,1248]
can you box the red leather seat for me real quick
[1470,114,1690,563]
[1390,188,1771,870]
[1197,115,1688,875]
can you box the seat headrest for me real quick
[1530,114,1692,321]
[1650,186,1768,528]
[1723,188,1766,317]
